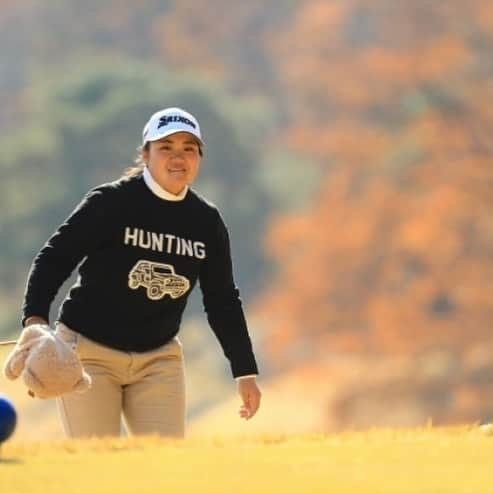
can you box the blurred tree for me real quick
[0,59,272,334]
[254,0,493,369]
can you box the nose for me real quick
[170,149,185,159]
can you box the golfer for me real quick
[21,107,261,438]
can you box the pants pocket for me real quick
[167,337,183,358]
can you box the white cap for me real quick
[142,107,203,146]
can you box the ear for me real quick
[3,348,28,380]
[141,143,150,164]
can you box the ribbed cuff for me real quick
[230,353,259,379]
[235,374,258,381]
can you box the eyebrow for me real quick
[159,139,199,146]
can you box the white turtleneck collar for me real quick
[142,166,188,201]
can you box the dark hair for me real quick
[121,139,203,178]
[122,142,149,178]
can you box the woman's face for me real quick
[143,132,201,195]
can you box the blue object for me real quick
[0,395,17,443]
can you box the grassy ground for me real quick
[1,425,492,493]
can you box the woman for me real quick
[21,107,262,438]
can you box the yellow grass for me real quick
[1,426,492,493]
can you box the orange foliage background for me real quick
[252,0,493,372]
[153,0,493,376]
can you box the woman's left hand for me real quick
[237,377,262,420]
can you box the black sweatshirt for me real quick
[21,174,259,378]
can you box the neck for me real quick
[142,167,188,201]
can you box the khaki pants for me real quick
[54,322,186,439]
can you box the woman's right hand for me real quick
[237,377,262,420]
[24,316,49,327]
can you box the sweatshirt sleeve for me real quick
[21,186,115,326]
[199,210,259,379]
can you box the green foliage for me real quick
[255,151,323,211]
[0,59,274,335]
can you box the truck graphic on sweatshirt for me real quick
[128,260,190,300]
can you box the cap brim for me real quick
[144,129,204,146]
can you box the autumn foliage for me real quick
[148,0,493,369]
[253,0,493,365]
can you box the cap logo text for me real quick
[158,115,197,130]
